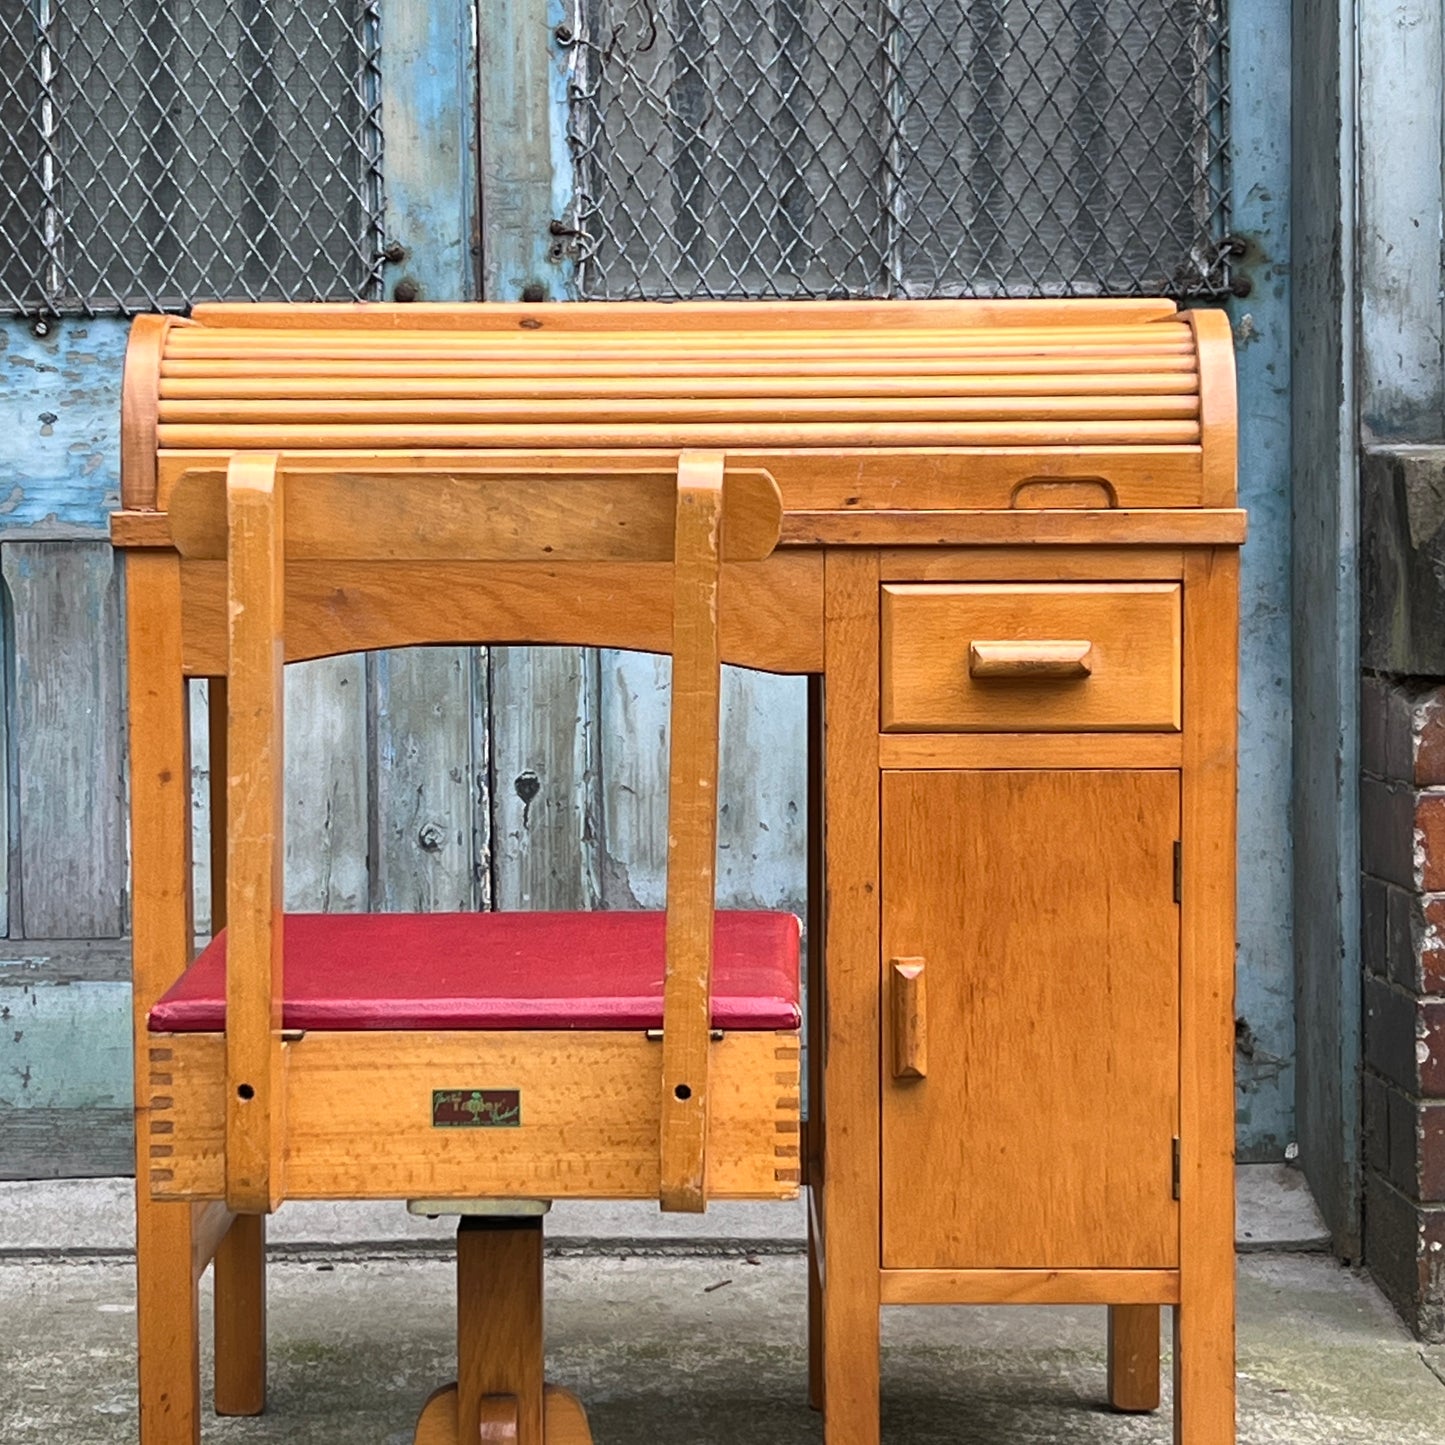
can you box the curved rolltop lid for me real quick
[121,298,1236,516]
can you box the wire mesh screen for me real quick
[566,0,1229,299]
[0,0,383,317]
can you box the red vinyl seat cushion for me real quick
[148,910,801,1033]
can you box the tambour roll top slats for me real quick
[121,299,1235,513]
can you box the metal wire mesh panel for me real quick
[566,0,1229,299]
[0,0,383,316]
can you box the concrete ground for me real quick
[1,1171,1442,1444]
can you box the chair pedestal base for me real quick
[412,1215,593,1445]
[413,1384,592,1445]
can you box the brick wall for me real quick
[1360,675,1445,1340]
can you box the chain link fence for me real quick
[0,0,384,317]
[566,0,1229,300]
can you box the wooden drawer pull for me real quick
[968,640,1093,679]
[891,958,927,1080]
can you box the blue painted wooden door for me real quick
[0,0,1295,1178]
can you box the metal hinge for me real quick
[1172,1137,1181,1200]
[1172,841,1182,903]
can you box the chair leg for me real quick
[1107,1304,1161,1413]
[214,1213,267,1415]
[413,1217,593,1445]
[136,1191,201,1445]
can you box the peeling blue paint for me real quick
[0,319,129,538]
[379,0,479,301]
[479,0,573,301]
[1227,0,1296,1161]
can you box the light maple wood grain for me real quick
[457,1221,545,1445]
[784,508,1245,547]
[881,583,1182,733]
[1109,1304,1163,1413]
[157,419,1204,451]
[122,314,193,510]
[1184,308,1239,508]
[820,550,882,1445]
[877,546,1186,581]
[167,466,782,564]
[805,672,827,1416]
[659,453,726,1212]
[877,733,1183,771]
[154,445,1209,515]
[175,555,824,677]
[413,1386,592,1445]
[188,1202,233,1284]
[147,1029,800,1202]
[889,959,927,1079]
[212,1214,266,1416]
[119,295,1239,1445]
[223,454,286,1213]
[880,769,1181,1271]
[1175,548,1240,1444]
[187,297,1182,330]
[879,1270,1179,1306]
[125,549,201,1444]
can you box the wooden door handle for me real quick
[891,958,927,1079]
[968,640,1093,679]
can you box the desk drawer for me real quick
[880,582,1181,732]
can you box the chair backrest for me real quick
[212,451,782,1214]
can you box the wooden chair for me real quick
[127,450,802,1444]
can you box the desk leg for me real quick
[1175,549,1238,1445]
[1107,1305,1161,1412]
[129,553,201,1445]
[136,1191,201,1445]
[820,553,882,1445]
[806,675,826,1416]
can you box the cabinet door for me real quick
[881,770,1180,1271]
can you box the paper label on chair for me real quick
[431,1089,521,1128]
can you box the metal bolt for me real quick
[381,241,406,264]
[521,283,545,303]
[417,822,445,853]
[554,24,573,44]
[31,316,50,338]
[393,278,420,302]
[1230,275,1253,299]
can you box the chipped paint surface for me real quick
[0,980,131,1109]
[1228,0,1296,1161]
[0,318,128,537]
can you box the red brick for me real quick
[1422,1103,1445,1203]
[1421,896,1445,994]
[1418,793,1445,892]
[1427,999,1445,1097]
[1412,687,1445,786]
